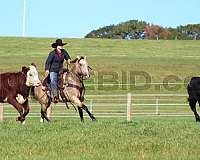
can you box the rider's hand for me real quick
[45,70,49,77]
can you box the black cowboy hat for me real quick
[51,39,67,48]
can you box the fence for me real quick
[0,93,192,122]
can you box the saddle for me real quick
[42,72,69,106]
[42,69,85,106]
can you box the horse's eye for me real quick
[29,73,33,76]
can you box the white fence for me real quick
[0,93,192,121]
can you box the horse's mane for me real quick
[70,56,84,63]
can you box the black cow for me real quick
[187,77,200,122]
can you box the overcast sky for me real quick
[0,0,199,38]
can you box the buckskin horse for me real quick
[0,64,41,124]
[34,56,96,122]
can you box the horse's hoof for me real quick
[21,120,26,125]
[20,118,25,123]
[92,118,97,122]
[40,118,44,123]
[16,116,21,121]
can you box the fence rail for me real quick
[0,93,192,122]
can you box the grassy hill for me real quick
[0,37,200,94]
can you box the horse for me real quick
[34,56,96,122]
[0,64,41,124]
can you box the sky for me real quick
[0,0,199,38]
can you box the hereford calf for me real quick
[0,64,40,124]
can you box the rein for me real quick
[66,83,83,93]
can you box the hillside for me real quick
[0,37,200,94]
[85,20,200,40]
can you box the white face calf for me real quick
[26,65,41,86]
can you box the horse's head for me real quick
[71,56,91,80]
[22,63,41,86]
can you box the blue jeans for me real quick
[50,72,58,97]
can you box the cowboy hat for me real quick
[51,39,67,48]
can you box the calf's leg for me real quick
[7,97,24,122]
[21,100,30,124]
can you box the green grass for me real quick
[0,117,200,160]
[0,37,200,94]
[1,37,200,159]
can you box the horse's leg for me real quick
[71,97,85,122]
[7,96,24,122]
[189,98,200,122]
[78,107,84,122]
[71,97,96,122]
[82,104,96,121]
[40,108,45,123]
[21,99,30,124]
[41,103,51,122]
[37,90,51,123]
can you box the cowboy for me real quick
[44,39,71,103]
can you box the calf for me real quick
[0,64,40,123]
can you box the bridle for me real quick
[68,59,92,82]
[77,59,90,80]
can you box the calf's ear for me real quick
[31,63,37,68]
[22,66,29,74]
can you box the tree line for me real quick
[85,20,200,40]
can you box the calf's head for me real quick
[22,64,41,86]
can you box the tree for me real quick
[160,28,172,40]
[144,25,161,40]
[84,19,200,40]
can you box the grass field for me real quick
[0,37,200,159]
[1,117,200,160]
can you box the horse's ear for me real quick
[84,56,87,60]
[22,66,29,74]
[70,58,78,63]
[77,56,80,59]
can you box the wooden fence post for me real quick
[0,103,3,122]
[127,93,131,121]
[156,98,159,115]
